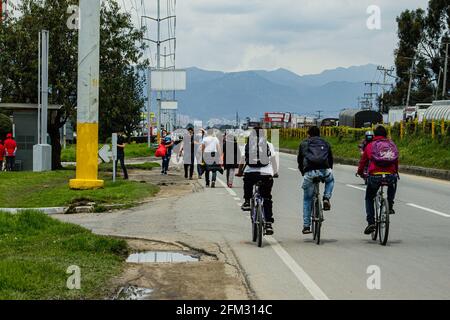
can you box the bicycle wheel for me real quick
[251,200,257,243]
[379,198,390,246]
[311,199,316,240]
[313,200,322,245]
[256,202,263,248]
[371,197,380,241]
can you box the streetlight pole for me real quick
[443,43,449,99]
[70,0,103,189]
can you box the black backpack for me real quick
[305,138,329,167]
[245,136,271,168]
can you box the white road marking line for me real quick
[265,236,329,300]
[288,168,298,172]
[234,197,241,201]
[407,203,450,218]
[217,178,237,197]
[346,184,366,191]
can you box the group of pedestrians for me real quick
[0,133,17,172]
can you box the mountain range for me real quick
[170,64,382,121]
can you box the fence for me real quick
[280,120,450,142]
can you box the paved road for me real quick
[181,152,450,300]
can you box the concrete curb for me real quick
[0,207,68,215]
[279,148,450,181]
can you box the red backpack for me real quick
[155,143,167,158]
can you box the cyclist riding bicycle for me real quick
[357,125,399,235]
[237,127,279,235]
[297,126,335,235]
[359,130,374,154]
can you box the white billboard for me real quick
[161,101,178,110]
[151,70,186,91]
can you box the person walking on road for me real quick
[202,129,222,188]
[223,131,241,188]
[179,127,195,180]
[161,129,174,175]
[4,133,17,172]
[237,127,279,235]
[297,126,335,235]
[116,132,129,180]
[357,125,399,235]
[0,140,5,171]
[195,128,206,179]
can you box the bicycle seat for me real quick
[312,177,326,184]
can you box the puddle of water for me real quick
[115,286,153,300]
[126,251,200,263]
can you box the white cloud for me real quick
[130,0,430,74]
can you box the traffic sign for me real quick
[98,145,112,163]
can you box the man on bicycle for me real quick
[298,126,334,235]
[358,125,399,235]
[237,127,279,235]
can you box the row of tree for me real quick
[384,0,450,108]
[0,0,147,169]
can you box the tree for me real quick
[0,114,12,138]
[0,0,147,169]
[385,1,450,108]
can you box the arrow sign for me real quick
[99,145,112,163]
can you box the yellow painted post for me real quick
[69,0,104,190]
[431,120,435,140]
[400,121,404,140]
[442,119,445,136]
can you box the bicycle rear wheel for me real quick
[379,198,390,246]
[251,200,257,243]
[313,199,322,245]
[371,198,380,241]
[256,202,263,248]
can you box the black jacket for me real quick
[297,137,333,175]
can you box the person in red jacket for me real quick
[358,125,399,235]
[4,133,17,171]
[0,140,5,171]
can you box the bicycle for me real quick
[310,177,325,245]
[251,180,266,248]
[371,174,392,246]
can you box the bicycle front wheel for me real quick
[379,198,390,246]
[372,197,380,241]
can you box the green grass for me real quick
[61,143,155,162]
[98,162,160,172]
[0,210,128,300]
[0,170,159,208]
[280,136,450,171]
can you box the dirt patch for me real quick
[110,238,251,300]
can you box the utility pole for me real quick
[436,68,442,101]
[377,66,395,113]
[406,58,416,107]
[0,0,6,25]
[39,31,49,145]
[70,0,103,189]
[146,68,151,147]
[443,43,449,99]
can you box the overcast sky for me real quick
[130,0,429,75]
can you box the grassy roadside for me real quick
[280,136,450,171]
[0,210,127,299]
[61,143,155,162]
[0,170,159,209]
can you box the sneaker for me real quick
[265,223,274,235]
[205,182,210,188]
[302,226,312,235]
[241,201,251,211]
[211,182,216,188]
[389,209,395,215]
[323,198,331,211]
[364,224,376,235]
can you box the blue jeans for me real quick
[162,149,172,173]
[302,169,334,227]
